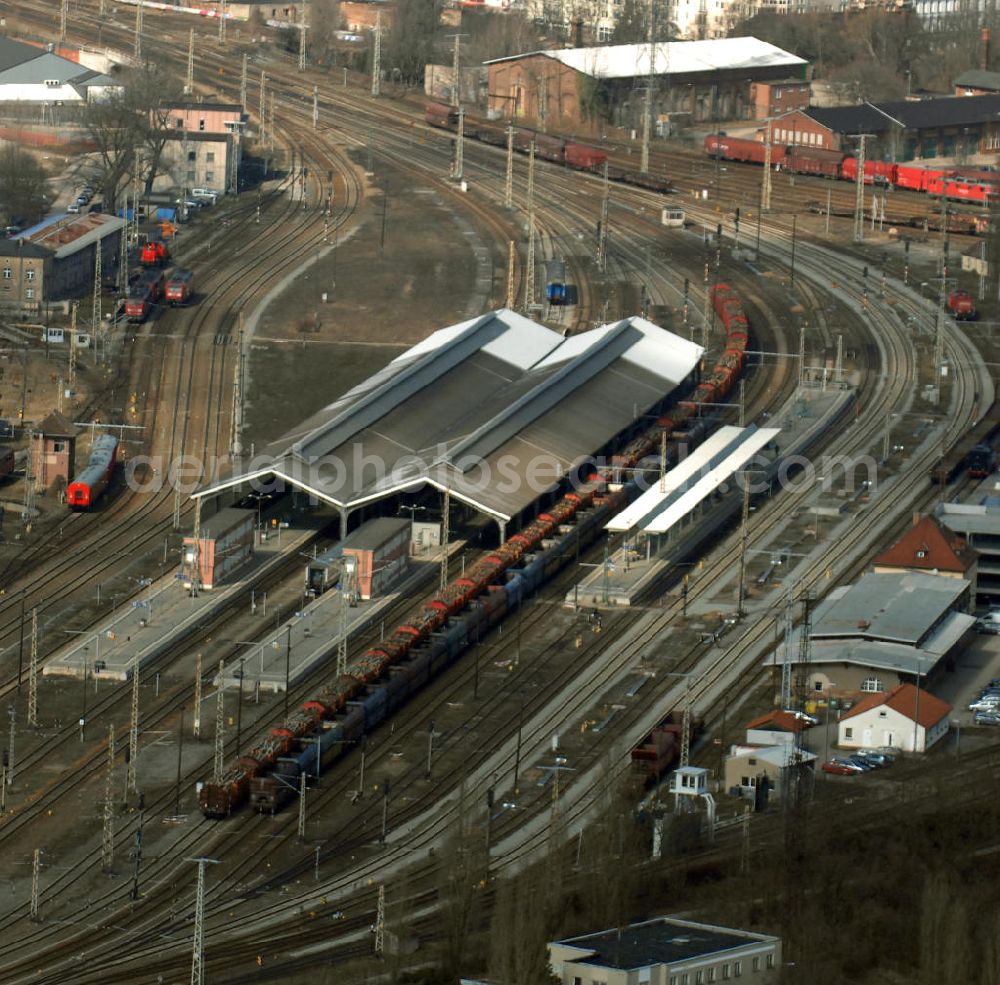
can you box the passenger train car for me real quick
[66,434,119,509]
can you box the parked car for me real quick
[970,697,1000,711]
[974,710,1000,726]
[831,757,867,772]
[856,748,893,766]
[0,419,15,438]
[852,753,887,769]
[822,760,857,776]
[66,203,80,214]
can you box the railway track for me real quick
[1,3,992,980]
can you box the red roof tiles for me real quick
[873,514,976,575]
[840,683,952,729]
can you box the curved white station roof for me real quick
[194,309,704,523]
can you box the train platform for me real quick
[566,383,856,608]
[211,551,453,694]
[42,518,321,682]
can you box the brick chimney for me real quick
[982,27,990,71]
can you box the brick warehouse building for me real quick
[485,37,808,132]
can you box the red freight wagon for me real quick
[704,134,786,168]
[785,146,845,178]
[840,157,897,185]
[564,142,608,171]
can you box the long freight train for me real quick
[198,288,752,818]
[705,134,1000,209]
[425,103,675,196]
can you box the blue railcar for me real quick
[385,666,409,708]
[504,571,524,609]
[520,552,546,592]
[360,687,389,730]
[546,260,567,305]
[334,705,365,744]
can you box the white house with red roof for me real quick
[837,683,952,754]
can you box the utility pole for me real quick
[213,660,224,783]
[835,334,843,385]
[231,314,244,459]
[798,323,806,389]
[134,0,143,60]
[29,849,40,921]
[312,86,319,129]
[259,72,267,146]
[761,119,772,211]
[852,133,869,244]
[452,108,465,181]
[173,480,182,531]
[90,235,101,353]
[240,53,248,113]
[336,585,349,677]
[185,29,194,94]
[439,489,450,593]
[102,724,115,871]
[7,705,14,785]
[735,472,751,618]
[219,0,226,45]
[597,160,609,272]
[297,770,307,839]
[451,33,462,108]
[504,125,514,209]
[371,11,381,97]
[68,303,77,393]
[27,608,38,727]
[193,652,203,739]
[130,807,145,900]
[298,2,306,71]
[680,677,693,769]
[188,858,220,985]
[128,654,139,795]
[60,0,67,45]
[190,497,202,598]
[640,0,655,175]
[780,582,795,708]
[374,884,386,956]
[794,593,813,713]
[506,240,516,310]
[524,142,536,312]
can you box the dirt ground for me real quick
[244,151,493,448]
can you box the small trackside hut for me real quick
[342,517,411,600]
[181,507,254,590]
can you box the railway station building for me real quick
[767,571,977,699]
[484,37,808,132]
[193,308,704,544]
[155,101,247,196]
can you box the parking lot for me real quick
[933,632,1000,727]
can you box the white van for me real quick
[191,188,218,205]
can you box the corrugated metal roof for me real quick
[20,213,124,259]
[0,37,48,74]
[194,309,704,522]
[955,69,1000,91]
[486,37,806,80]
[935,501,1000,538]
[606,425,778,534]
[811,571,968,646]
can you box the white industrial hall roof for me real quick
[606,425,779,535]
[485,38,807,81]
[194,309,704,524]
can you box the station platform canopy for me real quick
[193,309,704,532]
[606,424,779,535]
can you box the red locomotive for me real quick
[948,290,977,321]
[125,269,165,322]
[66,434,119,509]
[165,269,194,306]
[140,240,169,267]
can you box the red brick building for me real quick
[750,79,810,120]
[30,410,78,494]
